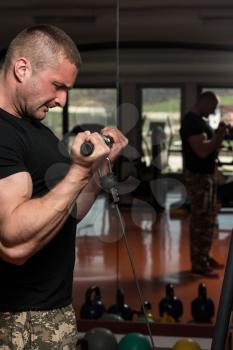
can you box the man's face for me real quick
[202,100,218,118]
[20,57,78,121]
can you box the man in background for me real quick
[180,91,227,278]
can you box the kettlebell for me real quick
[159,283,183,322]
[107,288,134,320]
[191,282,215,323]
[137,300,155,323]
[80,285,106,319]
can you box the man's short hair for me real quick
[198,91,219,104]
[4,25,82,72]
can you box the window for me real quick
[68,88,117,131]
[142,88,182,173]
[43,107,63,139]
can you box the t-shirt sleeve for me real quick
[181,115,204,139]
[0,124,28,179]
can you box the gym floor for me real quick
[72,193,232,326]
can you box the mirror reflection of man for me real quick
[180,91,227,278]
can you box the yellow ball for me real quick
[172,338,201,350]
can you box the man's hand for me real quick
[70,131,111,170]
[101,127,128,162]
[216,122,228,138]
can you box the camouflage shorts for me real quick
[0,304,78,350]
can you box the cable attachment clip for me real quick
[98,158,119,203]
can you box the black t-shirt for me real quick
[180,112,216,174]
[0,108,77,311]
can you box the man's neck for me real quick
[190,106,201,117]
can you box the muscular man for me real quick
[180,91,227,278]
[0,25,128,349]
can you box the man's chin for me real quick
[35,106,49,120]
[35,110,47,121]
[38,113,46,121]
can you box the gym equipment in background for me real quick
[118,332,152,350]
[80,285,106,320]
[172,338,201,350]
[159,283,183,322]
[107,287,134,320]
[191,283,215,323]
[83,327,118,350]
[101,312,124,322]
[137,301,155,323]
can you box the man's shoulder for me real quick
[181,112,206,139]
[183,111,199,121]
[0,113,31,154]
[0,114,24,138]
[183,111,205,127]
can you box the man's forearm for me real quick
[202,133,225,157]
[76,172,103,221]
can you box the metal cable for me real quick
[116,0,120,127]
[114,204,156,349]
[115,1,156,348]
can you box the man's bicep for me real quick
[0,172,33,224]
[188,133,207,157]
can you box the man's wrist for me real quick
[68,164,91,184]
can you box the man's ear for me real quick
[14,57,32,82]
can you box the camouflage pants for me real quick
[185,170,217,270]
[0,304,78,350]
